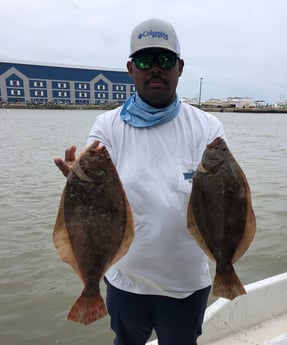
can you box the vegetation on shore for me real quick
[194,105,287,113]
[1,102,119,111]
[2,102,287,113]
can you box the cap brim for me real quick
[129,46,180,58]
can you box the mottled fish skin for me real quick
[187,137,256,300]
[53,141,134,325]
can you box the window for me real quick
[97,93,106,98]
[10,80,20,86]
[115,94,124,99]
[34,81,44,87]
[57,82,67,88]
[79,92,88,98]
[34,91,44,96]
[79,83,87,89]
[11,90,21,95]
[58,91,67,97]
[97,85,106,90]
[115,85,124,91]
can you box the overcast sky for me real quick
[1,0,286,104]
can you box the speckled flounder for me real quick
[53,141,134,325]
[187,137,256,300]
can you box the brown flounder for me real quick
[187,137,256,300]
[53,141,134,325]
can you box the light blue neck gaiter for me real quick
[120,93,180,128]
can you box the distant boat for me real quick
[146,272,287,345]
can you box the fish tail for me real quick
[67,293,108,325]
[212,271,246,300]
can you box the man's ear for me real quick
[178,59,184,77]
[127,61,133,78]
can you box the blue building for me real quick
[0,60,136,105]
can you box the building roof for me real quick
[0,60,132,84]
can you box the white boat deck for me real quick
[147,273,287,345]
[201,312,287,345]
[147,313,287,345]
[198,273,287,345]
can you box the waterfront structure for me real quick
[181,96,261,109]
[226,96,257,108]
[0,60,135,105]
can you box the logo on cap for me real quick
[138,30,168,41]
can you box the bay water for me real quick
[0,109,286,345]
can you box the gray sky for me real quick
[1,0,286,104]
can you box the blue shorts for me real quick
[105,279,211,345]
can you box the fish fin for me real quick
[187,201,215,262]
[67,293,107,325]
[53,190,83,281]
[232,179,256,263]
[212,270,246,300]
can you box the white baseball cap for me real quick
[129,18,181,58]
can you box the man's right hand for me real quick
[54,145,77,177]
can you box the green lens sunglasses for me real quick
[133,52,178,70]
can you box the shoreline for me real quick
[1,103,118,111]
[1,103,287,113]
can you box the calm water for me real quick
[0,109,286,345]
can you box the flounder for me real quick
[53,141,134,325]
[187,137,256,300]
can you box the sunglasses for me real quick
[132,52,178,70]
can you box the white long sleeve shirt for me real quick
[87,102,225,298]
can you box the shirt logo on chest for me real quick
[183,170,195,183]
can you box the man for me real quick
[55,18,226,345]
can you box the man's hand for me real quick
[54,145,77,177]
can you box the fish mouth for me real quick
[88,141,106,154]
[207,137,224,149]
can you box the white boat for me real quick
[147,272,287,345]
